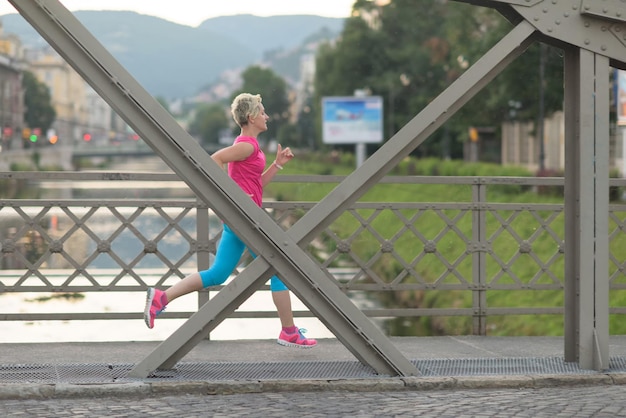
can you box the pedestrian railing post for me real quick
[472,180,488,335]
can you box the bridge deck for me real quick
[2,336,626,397]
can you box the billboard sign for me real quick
[322,96,383,144]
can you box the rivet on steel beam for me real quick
[564,12,569,17]
[601,26,608,32]
[547,27,553,32]
[555,19,561,25]
[601,45,607,51]
[542,8,548,13]
[584,21,590,27]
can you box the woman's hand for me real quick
[264,143,293,185]
[275,144,294,167]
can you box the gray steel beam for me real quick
[593,53,610,372]
[581,0,626,24]
[451,0,525,26]
[563,47,610,370]
[129,21,537,376]
[511,0,625,68]
[10,0,418,377]
[563,47,580,364]
[455,0,626,68]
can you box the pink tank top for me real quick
[228,136,265,207]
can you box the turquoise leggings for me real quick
[199,224,288,292]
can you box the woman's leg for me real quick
[166,225,245,303]
[272,290,294,328]
[164,272,203,303]
[270,277,317,347]
[144,224,245,328]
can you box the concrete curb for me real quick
[0,373,623,400]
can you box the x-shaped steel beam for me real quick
[11,0,536,377]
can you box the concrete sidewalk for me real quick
[1,336,626,399]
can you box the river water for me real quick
[1,158,339,343]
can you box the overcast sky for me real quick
[0,1,355,27]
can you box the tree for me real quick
[314,0,453,153]
[312,12,388,150]
[315,17,387,98]
[231,66,290,142]
[313,0,565,159]
[188,103,229,146]
[22,71,56,137]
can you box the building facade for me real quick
[0,23,25,152]
[26,46,88,146]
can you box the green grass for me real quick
[265,152,626,337]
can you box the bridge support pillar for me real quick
[563,47,610,371]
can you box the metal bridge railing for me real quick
[0,171,624,336]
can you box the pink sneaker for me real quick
[277,328,317,348]
[144,287,167,329]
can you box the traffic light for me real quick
[469,127,479,142]
[47,129,58,144]
[29,128,41,143]
[83,133,92,142]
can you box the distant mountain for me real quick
[0,11,345,99]
[199,14,344,51]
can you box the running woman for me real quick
[143,93,316,348]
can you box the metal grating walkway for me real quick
[1,357,626,384]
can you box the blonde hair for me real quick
[231,93,262,128]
